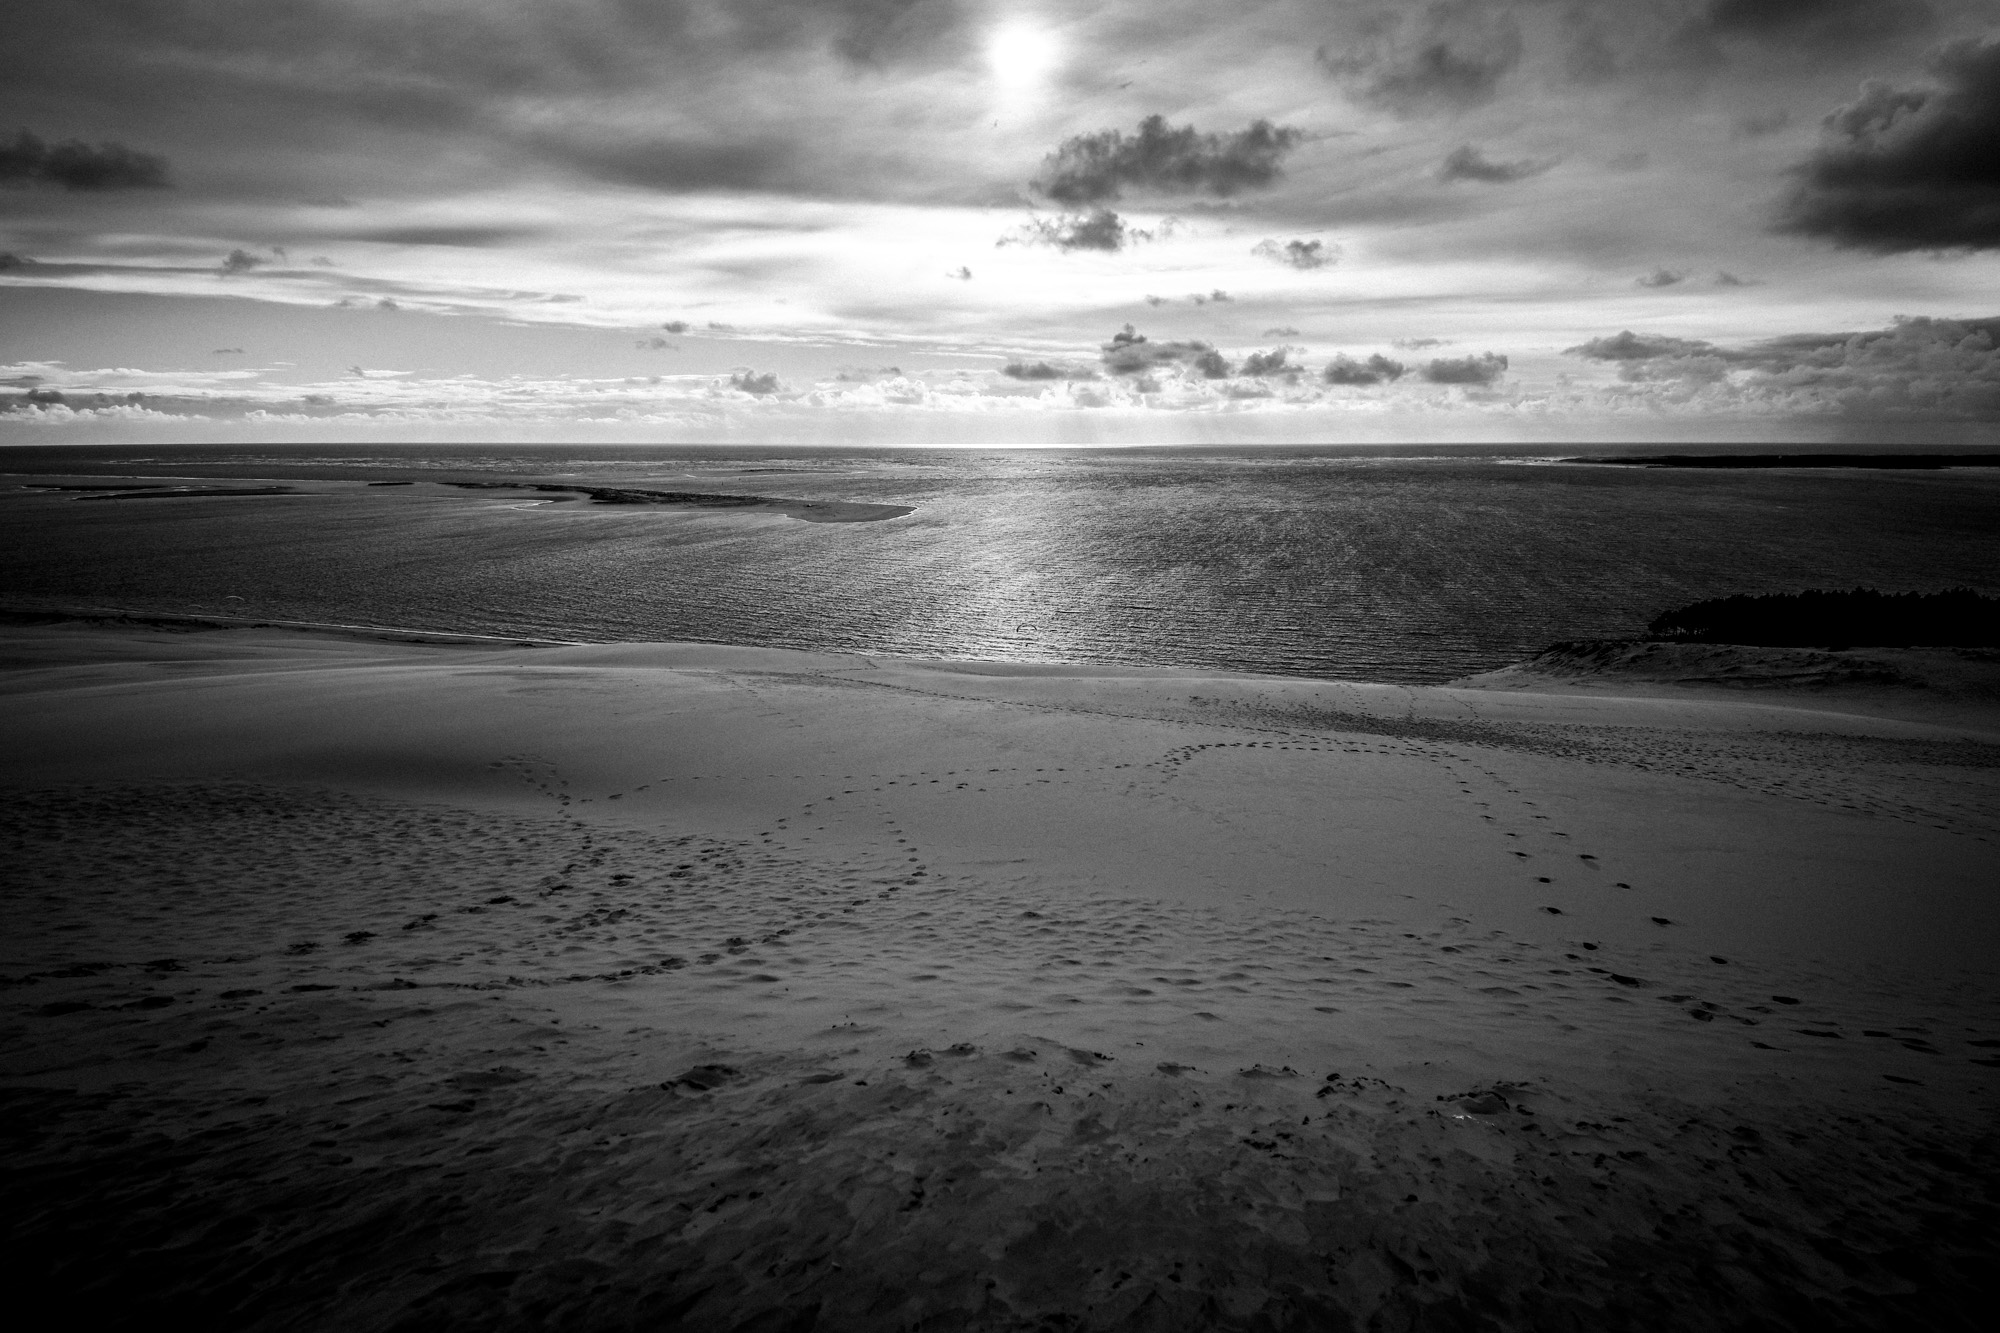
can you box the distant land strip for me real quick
[444,480,912,522]
[1563,453,2000,470]
[0,605,578,648]
[12,477,913,522]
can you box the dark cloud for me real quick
[1001,209,1137,253]
[1101,325,1229,378]
[1033,116,1303,206]
[1189,290,1231,304]
[1699,0,1936,52]
[219,249,263,276]
[0,253,29,270]
[1714,270,1753,285]
[635,336,679,350]
[0,129,169,191]
[1263,326,1301,337]
[345,226,533,247]
[0,4,1000,205]
[946,265,971,280]
[1253,238,1336,269]
[1423,352,1508,384]
[1437,145,1555,185]
[1240,348,1297,377]
[729,370,781,395]
[1566,314,2000,414]
[1319,4,1524,115]
[1579,315,2000,370]
[1322,353,1407,385]
[1001,361,1093,381]
[1637,268,1687,287]
[1392,337,1447,350]
[1777,35,2000,252]
[1566,331,1719,360]
[661,321,691,334]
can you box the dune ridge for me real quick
[2,621,1995,1330]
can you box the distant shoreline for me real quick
[1562,452,2000,469]
[8,475,914,523]
[0,605,584,649]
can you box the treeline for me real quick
[1647,588,2000,647]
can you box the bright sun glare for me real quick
[986,21,1060,90]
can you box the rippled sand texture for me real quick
[3,624,1997,1331]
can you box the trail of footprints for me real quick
[5,773,1993,1085]
[1155,735,1653,926]
[1192,690,2000,842]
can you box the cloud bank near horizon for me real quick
[4,0,2000,436]
[8,313,1998,445]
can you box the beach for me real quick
[3,616,1996,1330]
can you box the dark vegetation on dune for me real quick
[1648,589,2000,648]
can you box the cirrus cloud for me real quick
[1437,145,1556,185]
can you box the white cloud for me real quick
[8,311,1998,444]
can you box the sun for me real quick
[986,20,1061,92]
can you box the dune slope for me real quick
[2,622,1996,1331]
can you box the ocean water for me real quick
[4,445,1998,683]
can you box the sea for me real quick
[4,444,1998,683]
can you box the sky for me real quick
[4,0,2000,445]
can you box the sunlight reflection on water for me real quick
[4,447,1997,682]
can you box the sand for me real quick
[2,619,1996,1330]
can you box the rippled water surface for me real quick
[4,445,1997,682]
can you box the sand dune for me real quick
[3,621,1995,1330]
